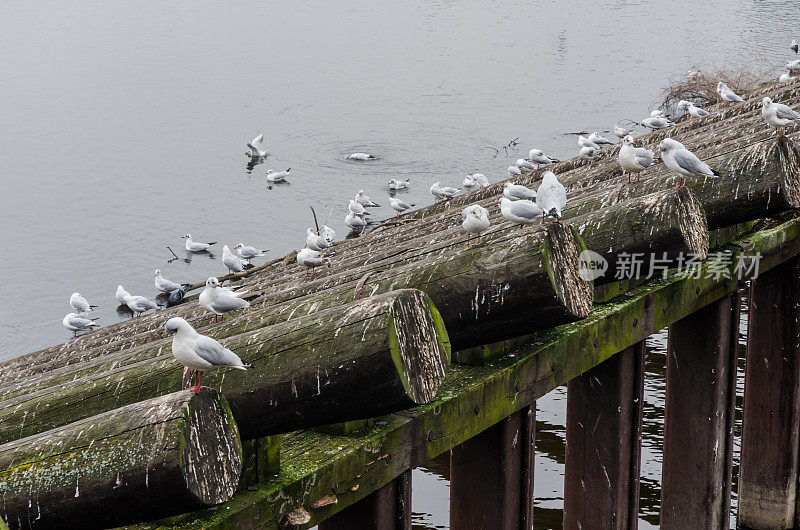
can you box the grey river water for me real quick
[0,1,795,527]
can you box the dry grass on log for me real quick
[658,60,775,110]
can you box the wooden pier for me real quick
[2,79,800,529]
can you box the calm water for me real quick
[0,1,792,527]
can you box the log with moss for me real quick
[0,289,451,443]
[0,388,241,529]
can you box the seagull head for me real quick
[623,135,635,146]
[658,138,681,153]
[762,97,773,109]
[165,317,190,335]
[206,277,221,288]
[181,234,191,239]
[233,243,243,250]
[154,269,161,277]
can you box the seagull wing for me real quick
[511,200,544,218]
[633,148,654,169]
[211,293,250,313]
[673,149,715,177]
[775,103,800,121]
[246,142,260,156]
[194,335,245,368]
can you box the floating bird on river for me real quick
[182,234,217,252]
[246,133,268,159]
[471,173,490,187]
[463,174,476,187]
[266,168,291,183]
[69,292,96,313]
[388,178,411,190]
[348,153,378,160]
[507,165,522,176]
[516,158,537,171]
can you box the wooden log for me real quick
[563,342,645,530]
[239,434,281,491]
[450,404,536,530]
[0,388,242,529]
[0,289,451,443]
[318,470,411,530]
[738,256,800,529]
[660,293,739,529]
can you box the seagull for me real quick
[345,212,366,232]
[296,248,329,278]
[618,135,655,184]
[503,182,536,201]
[266,168,291,183]
[613,124,633,140]
[388,178,411,190]
[430,181,460,201]
[63,313,99,338]
[658,138,722,188]
[677,100,709,118]
[320,225,336,244]
[124,294,158,316]
[717,82,744,103]
[390,197,415,216]
[516,158,538,171]
[233,243,268,263]
[792,39,798,54]
[579,146,599,161]
[588,132,614,146]
[222,245,247,274]
[70,292,97,313]
[348,199,367,217]
[182,234,217,252]
[306,227,332,251]
[246,133,267,158]
[199,277,250,323]
[578,135,600,150]
[165,317,250,394]
[154,269,181,293]
[641,116,674,129]
[462,204,490,245]
[528,149,558,168]
[116,285,131,305]
[536,171,567,222]
[788,60,800,73]
[355,190,379,207]
[507,165,522,176]
[463,174,476,187]
[498,197,543,228]
[471,173,490,187]
[165,283,193,308]
[348,153,378,160]
[780,72,792,83]
[762,97,800,137]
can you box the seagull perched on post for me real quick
[165,317,250,394]
[516,158,538,171]
[677,100,710,118]
[306,227,332,251]
[498,197,543,228]
[762,97,800,137]
[320,225,336,245]
[579,145,599,162]
[536,171,567,223]
[154,269,181,293]
[641,116,674,129]
[717,82,744,103]
[182,234,217,252]
[69,292,97,313]
[658,138,722,189]
[618,135,654,185]
[222,245,247,274]
[246,133,268,159]
[462,204,490,246]
[63,313,99,338]
[199,277,250,323]
[430,181,460,201]
[507,165,522,176]
[503,182,536,201]
[389,197,415,216]
[233,243,269,264]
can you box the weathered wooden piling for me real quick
[0,388,242,529]
[318,470,412,530]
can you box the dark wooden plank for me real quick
[660,293,739,529]
[738,256,800,529]
[450,404,536,530]
[318,470,411,530]
[563,342,646,529]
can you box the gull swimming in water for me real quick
[658,138,721,188]
[588,132,614,146]
[388,178,411,190]
[579,146,599,161]
[154,269,181,293]
[63,312,99,338]
[762,97,800,137]
[233,243,268,263]
[641,116,674,129]
[296,248,329,278]
[536,171,567,222]
[70,292,97,313]
[320,225,336,244]
[463,174,476,187]
[165,283,193,308]
[430,181,460,201]
[613,124,633,140]
[516,158,538,171]
[165,317,250,393]
[116,285,132,305]
[578,135,600,150]
[618,135,654,184]
[266,168,291,183]
[199,277,250,322]
[124,294,158,317]
[246,133,268,159]
[471,173,490,187]
[390,197,415,216]
[348,199,367,216]
[348,153,378,160]
[222,245,247,274]
[717,82,744,103]
[498,197,543,228]
[355,189,379,207]
[345,212,366,232]
[528,149,558,168]
[507,165,522,176]
[462,204,490,245]
[182,234,217,252]
[503,182,536,201]
[306,227,333,251]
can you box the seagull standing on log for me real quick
[762,97,799,137]
[462,204,490,246]
[618,135,654,184]
[199,277,250,323]
[658,138,721,189]
[536,171,567,223]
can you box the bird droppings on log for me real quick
[0,388,242,529]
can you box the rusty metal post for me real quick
[660,293,739,529]
[738,256,800,529]
[318,469,411,530]
[563,342,646,529]
[450,404,536,530]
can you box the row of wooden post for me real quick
[319,256,800,529]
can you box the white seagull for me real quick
[199,277,250,323]
[717,82,744,103]
[462,204,490,245]
[579,146,599,161]
[266,168,291,183]
[70,292,97,313]
[498,197,543,228]
[389,197,415,216]
[306,227,332,251]
[296,248,329,278]
[63,312,99,338]
[165,317,250,394]
[182,234,217,252]
[154,269,181,293]
[320,225,336,244]
[516,158,538,171]
[345,212,366,232]
[355,189,379,207]
[348,153,378,161]
[578,135,600,150]
[430,181,460,201]
[788,60,800,73]
[471,173,490,187]
[618,135,655,184]
[536,171,567,222]
[658,138,721,188]
[503,182,536,201]
[124,294,158,317]
[463,174,476,187]
[528,149,558,168]
[780,72,792,83]
[246,133,268,158]
[388,178,411,190]
[348,199,367,216]
[116,285,132,305]
[613,124,633,140]
[678,100,710,118]
[588,132,614,146]
[641,116,674,129]
[507,165,522,176]
[233,243,269,263]
[762,97,800,136]
[222,245,247,274]
[650,110,665,118]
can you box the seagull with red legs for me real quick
[199,277,250,323]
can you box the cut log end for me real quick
[674,186,710,259]
[545,224,594,320]
[389,289,451,404]
[776,136,800,208]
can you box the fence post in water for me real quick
[738,257,800,529]
[318,470,411,530]
[563,342,646,529]
[449,404,536,530]
[660,293,739,529]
